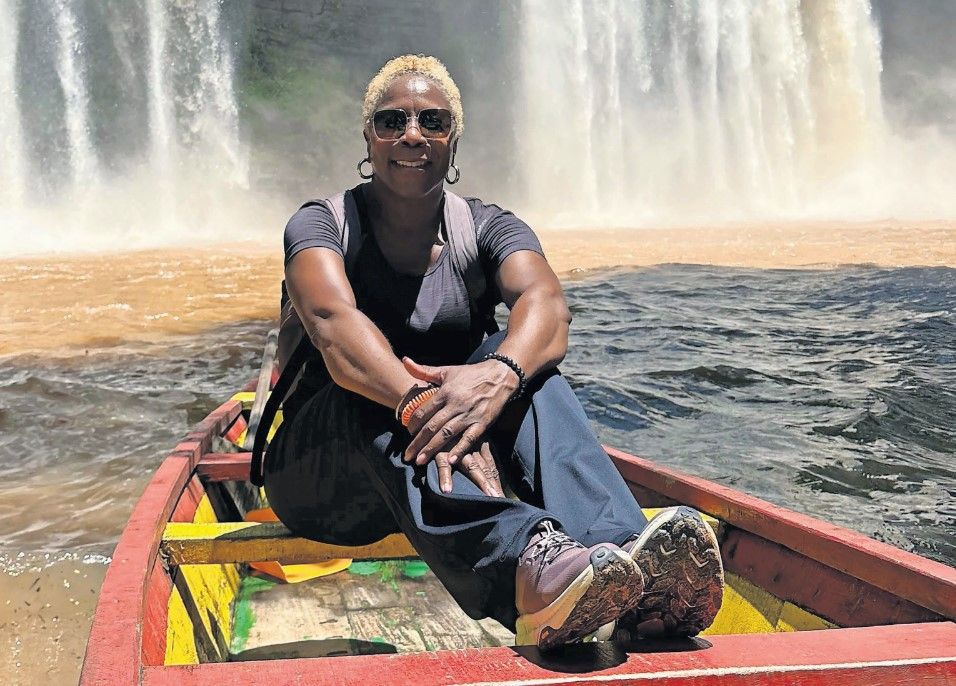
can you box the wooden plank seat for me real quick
[162,524,418,565]
[161,509,720,566]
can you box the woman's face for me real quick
[364,73,457,200]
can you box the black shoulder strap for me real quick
[249,333,309,485]
[251,189,366,486]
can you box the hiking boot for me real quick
[515,521,644,650]
[614,506,723,641]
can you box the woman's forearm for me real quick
[496,283,571,381]
[285,248,418,410]
[306,303,417,409]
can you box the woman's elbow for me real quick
[550,297,572,362]
[546,287,572,329]
[558,300,572,327]
[304,304,348,352]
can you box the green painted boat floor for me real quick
[230,562,514,660]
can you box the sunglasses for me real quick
[370,108,455,140]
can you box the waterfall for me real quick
[520,0,889,225]
[145,0,173,177]
[50,0,99,187]
[168,0,248,187]
[1,1,952,254]
[0,0,255,254]
[0,0,25,204]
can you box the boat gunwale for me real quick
[606,446,956,621]
[79,399,243,686]
[140,622,956,685]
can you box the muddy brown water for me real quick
[1,226,953,685]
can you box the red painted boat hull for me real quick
[80,398,956,685]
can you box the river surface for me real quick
[1,265,953,569]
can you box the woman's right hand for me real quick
[402,357,518,466]
[433,442,503,497]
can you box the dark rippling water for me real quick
[0,266,953,569]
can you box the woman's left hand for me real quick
[402,357,518,465]
[433,442,503,497]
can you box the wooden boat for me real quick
[80,352,956,685]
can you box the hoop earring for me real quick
[357,158,374,179]
[445,164,460,185]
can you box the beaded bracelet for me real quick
[481,352,527,400]
[399,386,439,427]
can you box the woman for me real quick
[265,55,723,650]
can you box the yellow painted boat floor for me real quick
[232,566,514,660]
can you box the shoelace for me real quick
[523,521,581,581]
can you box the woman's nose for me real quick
[401,119,426,146]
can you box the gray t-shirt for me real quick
[283,185,543,369]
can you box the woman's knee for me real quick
[466,329,509,363]
[466,331,567,400]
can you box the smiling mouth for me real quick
[392,160,429,168]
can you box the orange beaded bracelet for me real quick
[400,387,439,427]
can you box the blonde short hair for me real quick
[362,55,464,137]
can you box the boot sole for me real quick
[622,507,723,639]
[516,547,644,651]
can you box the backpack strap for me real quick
[323,190,365,272]
[444,191,498,335]
[251,189,365,486]
[249,332,310,485]
[444,191,481,300]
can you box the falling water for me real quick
[520,0,891,226]
[50,0,99,187]
[0,0,256,254]
[0,0,25,205]
[145,0,173,177]
[169,0,248,187]
[144,0,175,231]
